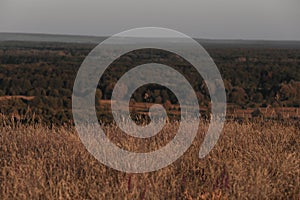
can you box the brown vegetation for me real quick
[0,39,299,199]
[1,119,299,199]
[0,95,35,101]
[1,41,300,124]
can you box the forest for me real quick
[0,41,299,124]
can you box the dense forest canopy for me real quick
[0,40,299,124]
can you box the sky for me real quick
[0,0,299,40]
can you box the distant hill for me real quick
[1,32,300,48]
[0,32,105,44]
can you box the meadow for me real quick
[1,118,299,199]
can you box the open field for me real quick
[99,100,300,120]
[0,95,35,101]
[0,120,299,199]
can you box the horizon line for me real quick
[1,31,300,42]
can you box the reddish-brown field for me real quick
[1,120,299,199]
[99,100,300,120]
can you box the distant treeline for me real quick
[0,41,299,124]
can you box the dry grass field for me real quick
[0,35,299,199]
[0,119,299,199]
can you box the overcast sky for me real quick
[0,0,299,40]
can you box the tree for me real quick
[164,100,172,110]
[229,87,248,106]
[95,88,103,106]
[104,82,115,99]
[251,108,263,118]
[155,96,163,104]
[161,90,169,103]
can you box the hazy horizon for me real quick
[1,0,300,41]
[1,32,300,42]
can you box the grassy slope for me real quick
[0,121,299,199]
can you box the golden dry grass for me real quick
[0,96,35,101]
[0,120,299,199]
